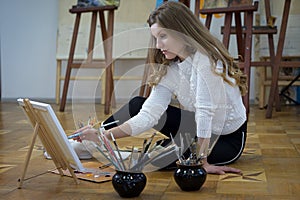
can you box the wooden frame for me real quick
[17,98,85,188]
[201,0,252,9]
[258,56,300,108]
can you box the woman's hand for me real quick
[202,159,242,175]
[72,126,100,143]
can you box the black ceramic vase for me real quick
[173,162,207,191]
[112,170,147,198]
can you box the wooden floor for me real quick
[1,101,300,199]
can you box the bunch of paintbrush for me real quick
[96,131,161,172]
[93,131,205,172]
[92,129,126,171]
[127,132,163,172]
[69,117,205,171]
[172,133,206,166]
[130,142,177,171]
[93,131,180,172]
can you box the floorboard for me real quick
[0,101,299,199]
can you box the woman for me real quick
[77,1,247,175]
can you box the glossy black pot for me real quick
[173,162,207,191]
[112,170,147,198]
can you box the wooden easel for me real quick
[196,1,259,115]
[59,5,118,114]
[197,0,300,118]
[265,0,300,118]
[18,99,79,188]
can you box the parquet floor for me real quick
[0,101,299,199]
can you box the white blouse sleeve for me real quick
[125,84,173,136]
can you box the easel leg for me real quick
[68,165,80,184]
[18,123,40,188]
[56,59,62,105]
[60,13,81,112]
[266,0,291,118]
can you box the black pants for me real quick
[104,96,247,168]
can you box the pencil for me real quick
[143,132,156,154]
[94,144,118,169]
[91,119,119,129]
[98,120,120,128]
[67,131,83,139]
[127,146,134,170]
[98,133,121,170]
[110,132,126,171]
[68,124,91,139]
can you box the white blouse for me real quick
[126,51,246,138]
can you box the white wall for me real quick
[0,0,58,100]
[0,0,148,102]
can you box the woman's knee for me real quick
[129,96,146,116]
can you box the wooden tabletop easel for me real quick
[18,99,81,188]
[59,5,118,114]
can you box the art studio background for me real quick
[0,0,299,105]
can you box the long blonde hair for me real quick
[147,1,247,96]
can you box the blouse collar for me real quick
[177,55,193,75]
